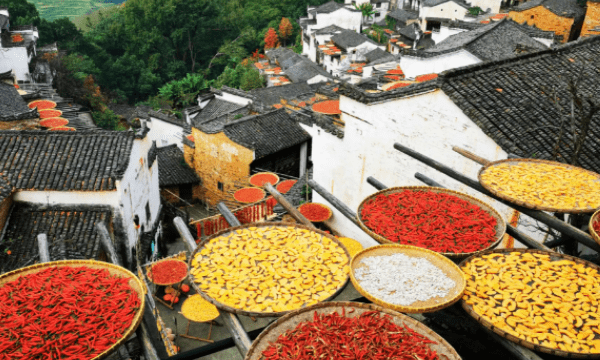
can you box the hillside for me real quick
[29,0,124,21]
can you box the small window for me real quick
[134,215,140,227]
[530,15,534,19]
[376,2,381,7]
[218,182,224,191]
[145,202,151,223]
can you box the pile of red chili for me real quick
[234,187,265,203]
[298,203,331,222]
[276,180,297,194]
[261,309,439,360]
[149,259,187,284]
[249,173,279,187]
[360,190,497,254]
[0,266,140,360]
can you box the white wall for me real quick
[467,0,501,14]
[147,116,184,149]
[400,50,481,78]
[308,74,332,84]
[14,190,119,206]
[533,37,554,47]
[421,2,468,29]
[432,26,466,43]
[217,91,253,106]
[315,8,363,33]
[310,89,534,248]
[0,47,30,82]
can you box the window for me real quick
[530,15,534,19]
[218,182,224,191]
[145,202,151,223]
[376,2,381,7]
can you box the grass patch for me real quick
[29,0,125,22]
[71,4,120,32]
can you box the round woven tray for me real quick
[146,258,188,286]
[350,244,466,313]
[459,249,600,359]
[357,186,506,260]
[233,187,266,204]
[0,260,146,360]
[249,172,280,187]
[188,222,351,318]
[590,210,600,245]
[244,301,461,360]
[479,158,600,214]
[181,294,220,323]
[297,202,333,222]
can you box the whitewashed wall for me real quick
[217,91,252,106]
[431,26,466,44]
[420,3,468,29]
[14,191,119,206]
[147,116,184,149]
[0,47,30,82]
[400,50,481,78]
[309,89,548,248]
[316,9,363,33]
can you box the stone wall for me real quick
[183,142,195,169]
[580,2,600,38]
[191,128,254,206]
[509,6,574,43]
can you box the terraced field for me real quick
[29,0,125,21]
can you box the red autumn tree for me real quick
[264,27,279,50]
[278,17,293,46]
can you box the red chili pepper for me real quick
[148,259,187,284]
[298,203,330,222]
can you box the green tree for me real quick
[215,61,264,91]
[355,3,376,21]
[158,73,213,109]
[0,0,38,25]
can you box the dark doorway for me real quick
[179,184,193,201]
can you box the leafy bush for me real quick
[92,109,120,130]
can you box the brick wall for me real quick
[580,2,600,38]
[191,128,254,206]
[509,6,575,43]
[0,194,14,235]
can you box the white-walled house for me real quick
[0,8,38,82]
[309,35,600,250]
[146,110,187,149]
[399,18,548,78]
[420,0,470,32]
[0,129,161,269]
[266,47,332,84]
[325,29,386,77]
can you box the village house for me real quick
[300,1,363,62]
[419,0,471,32]
[387,22,435,54]
[323,29,386,77]
[0,76,38,129]
[580,0,600,38]
[145,110,188,149]
[399,18,549,78]
[265,47,332,84]
[310,35,600,249]
[0,129,161,270]
[0,7,38,82]
[508,0,585,42]
[383,8,420,31]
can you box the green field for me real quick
[71,5,120,32]
[29,0,125,22]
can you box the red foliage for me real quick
[149,260,188,284]
[276,180,297,194]
[298,203,332,222]
[415,73,438,82]
[312,100,341,115]
[234,187,266,203]
[39,117,69,128]
[38,109,63,119]
[249,172,279,187]
[28,100,57,110]
[264,27,279,50]
[279,17,293,42]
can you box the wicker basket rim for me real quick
[356,186,506,259]
[0,259,146,360]
[478,158,600,214]
[350,244,466,313]
[589,210,600,246]
[460,248,600,358]
[243,301,461,360]
[187,221,351,318]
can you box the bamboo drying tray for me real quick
[297,202,333,222]
[589,209,600,245]
[244,301,461,360]
[460,249,600,358]
[188,222,351,318]
[479,158,600,214]
[357,186,506,260]
[249,172,280,187]
[0,260,146,360]
[350,245,466,313]
[146,258,188,286]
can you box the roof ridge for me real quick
[223,108,286,127]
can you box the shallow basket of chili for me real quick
[38,109,63,119]
[0,259,145,360]
[244,301,460,360]
[357,186,506,259]
[39,117,69,128]
[234,187,266,203]
[590,209,600,246]
[276,179,297,194]
[28,99,57,110]
[297,202,332,222]
[147,258,188,285]
[249,172,279,187]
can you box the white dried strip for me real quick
[354,254,455,306]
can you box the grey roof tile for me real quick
[387,8,418,23]
[331,29,382,50]
[157,144,200,186]
[0,82,38,121]
[423,0,469,8]
[513,0,585,19]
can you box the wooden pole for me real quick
[393,142,600,252]
[37,234,50,263]
[452,146,491,166]
[264,183,314,228]
[307,180,360,227]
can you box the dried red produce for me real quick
[249,173,279,187]
[312,100,341,115]
[39,117,69,128]
[298,203,332,222]
[360,190,497,254]
[148,259,187,284]
[234,187,265,203]
[276,180,297,194]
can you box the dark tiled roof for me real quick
[193,98,246,125]
[0,82,38,121]
[149,110,185,127]
[398,23,422,41]
[512,0,585,19]
[156,145,200,187]
[0,203,111,274]
[365,48,395,63]
[387,8,418,23]
[0,15,8,32]
[194,106,251,133]
[251,82,315,107]
[444,20,556,40]
[331,29,381,50]
[423,0,469,8]
[286,60,332,83]
[314,25,345,34]
[0,69,12,80]
[220,85,256,100]
[222,109,311,159]
[0,176,13,203]
[0,130,135,191]
[425,19,547,61]
[308,1,358,15]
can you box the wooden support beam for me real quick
[452,146,491,165]
[307,180,361,227]
[264,183,314,228]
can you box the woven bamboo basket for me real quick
[297,202,333,222]
[249,172,280,187]
[187,222,351,318]
[146,258,188,286]
[460,249,600,358]
[479,158,600,214]
[357,186,506,260]
[590,210,600,245]
[350,244,466,313]
[0,260,146,360]
[244,301,461,360]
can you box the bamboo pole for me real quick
[264,183,314,228]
